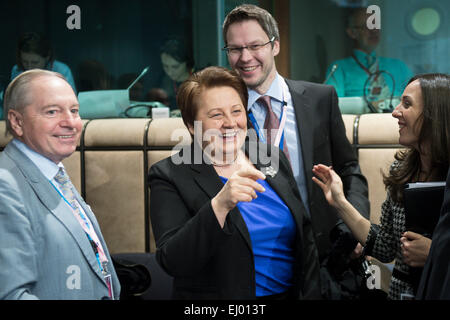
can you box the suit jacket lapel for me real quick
[186,145,254,253]
[250,142,306,242]
[285,79,314,199]
[5,143,105,283]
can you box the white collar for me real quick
[12,138,64,180]
[248,73,286,111]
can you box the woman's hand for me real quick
[312,164,371,245]
[400,231,432,267]
[312,164,346,208]
[350,242,364,260]
[212,166,266,228]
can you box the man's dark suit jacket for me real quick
[284,79,370,261]
[416,167,450,299]
[148,141,321,300]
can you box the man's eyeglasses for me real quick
[222,37,275,57]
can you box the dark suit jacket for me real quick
[284,79,370,260]
[416,167,450,299]
[148,141,321,299]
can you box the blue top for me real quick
[325,49,413,98]
[11,60,77,93]
[247,73,310,217]
[220,176,296,297]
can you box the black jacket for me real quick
[416,167,450,299]
[284,79,370,260]
[148,141,321,299]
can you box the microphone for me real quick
[127,66,150,90]
[363,70,396,113]
[323,64,338,84]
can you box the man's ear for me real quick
[8,109,24,137]
[272,40,280,57]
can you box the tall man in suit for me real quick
[222,4,370,298]
[0,69,120,299]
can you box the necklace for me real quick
[210,153,239,167]
[207,150,241,167]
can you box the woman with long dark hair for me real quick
[313,73,450,299]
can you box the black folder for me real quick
[403,181,446,237]
[403,181,446,295]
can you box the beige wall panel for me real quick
[84,119,150,147]
[358,148,401,224]
[342,114,355,144]
[148,150,176,169]
[148,118,191,147]
[62,152,81,192]
[358,114,400,145]
[85,151,145,253]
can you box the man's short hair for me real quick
[3,69,67,135]
[222,4,279,46]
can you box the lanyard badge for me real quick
[249,83,289,150]
[102,261,114,299]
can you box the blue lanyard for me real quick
[49,180,103,271]
[248,100,287,150]
[49,181,91,230]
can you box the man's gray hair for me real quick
[3,69,67,135]
[222,4,279,46]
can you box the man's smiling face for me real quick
[225,19,279,94]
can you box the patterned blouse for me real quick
[365,161,415,300]
[365,191,414,300]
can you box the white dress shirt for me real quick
[247,73,310,216]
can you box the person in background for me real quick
[313,73,450,299]
[11,32,76,93]
[222,4,370,299]
[416,167,450,299]
[76,59,111,93]
[325,7,413,111]
[0,69,119,299]
[157,37,194,110]
[145,88,170,107]
[148,66,321,300]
